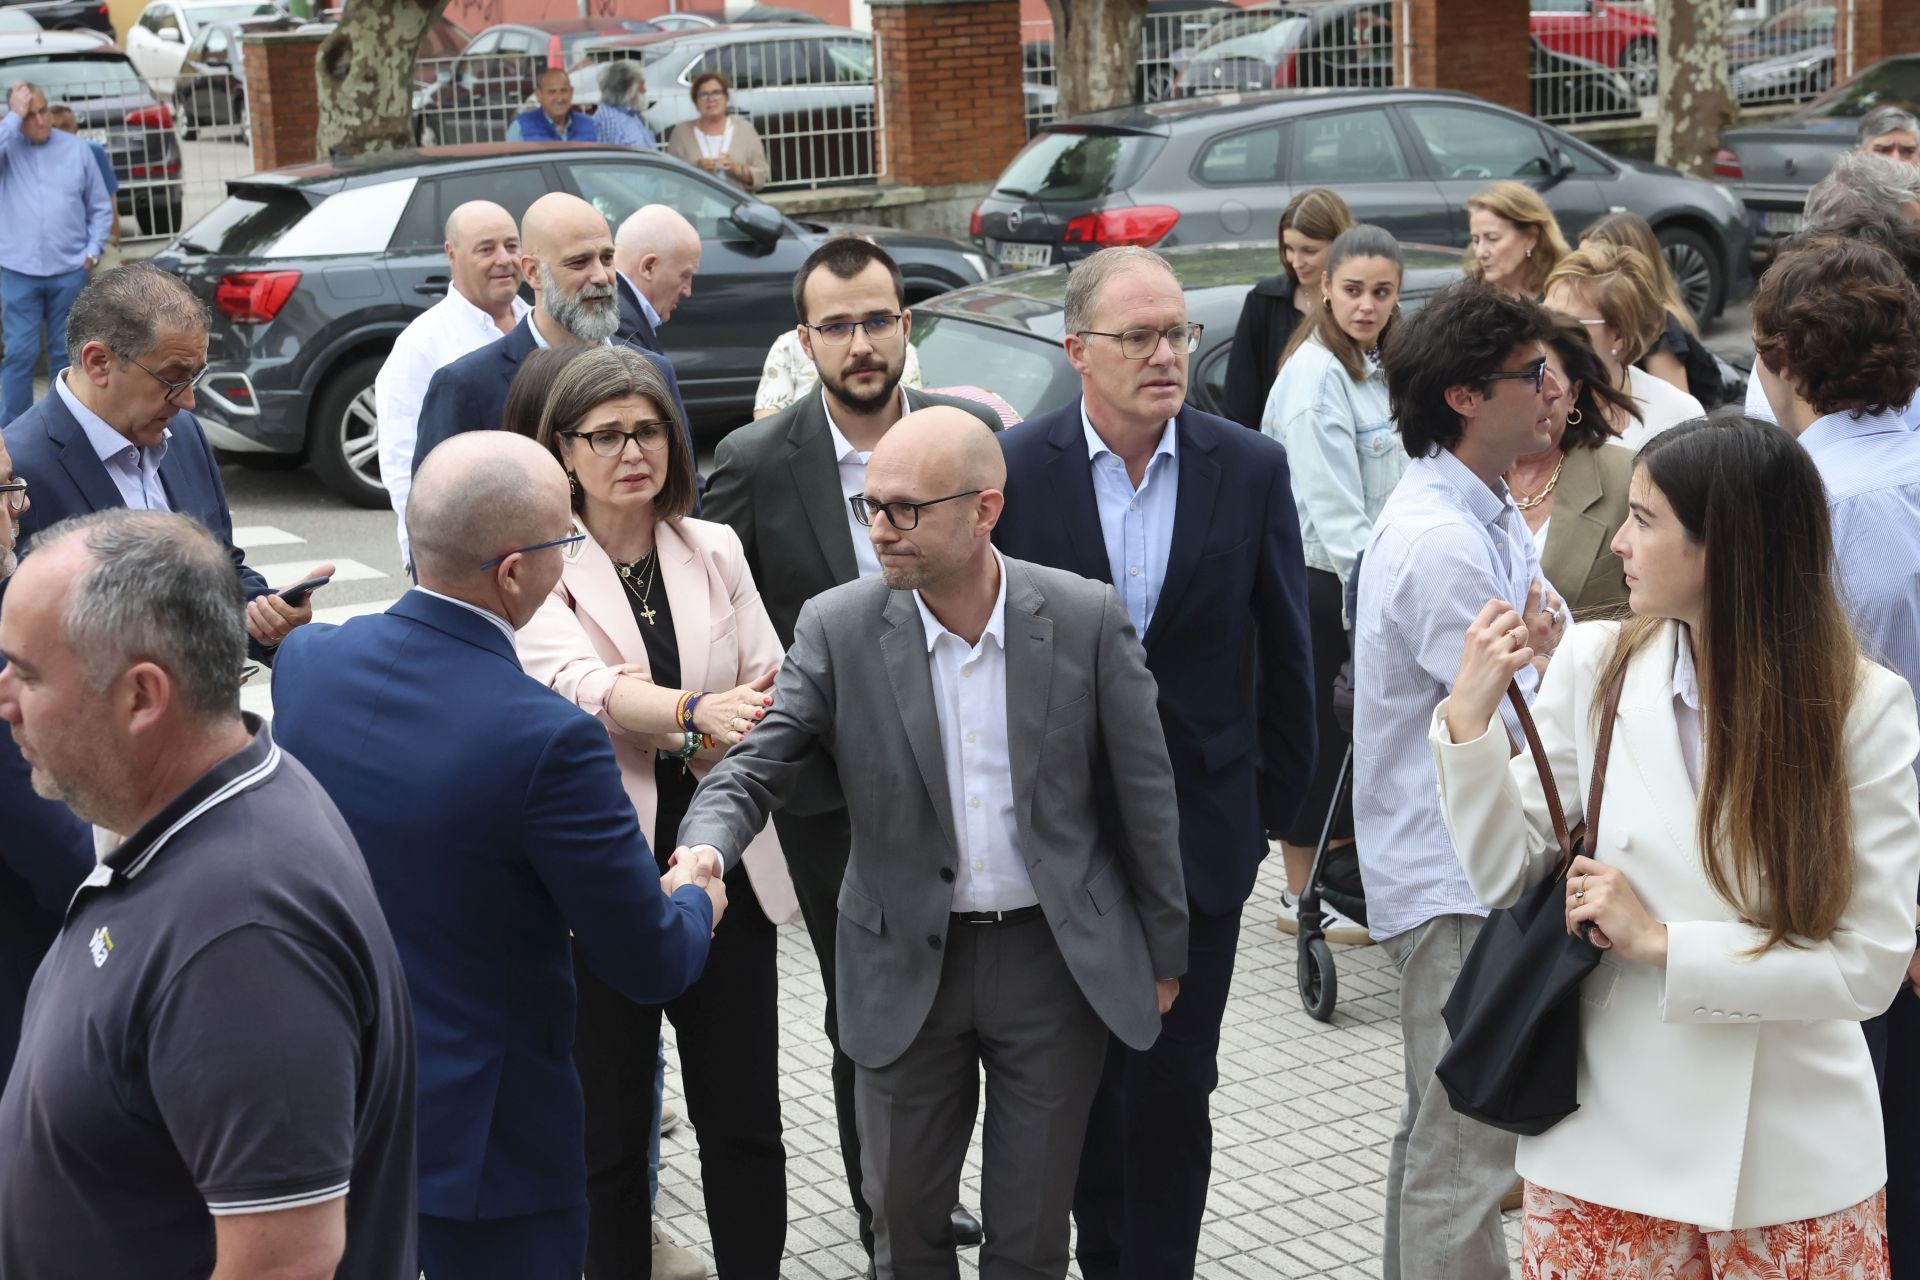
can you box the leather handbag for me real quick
[1435,668,1626,1137]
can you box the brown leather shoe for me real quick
[652,1225,706,1280]
[1500,1179,1525,1213]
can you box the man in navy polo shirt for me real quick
[0,509,416,1279]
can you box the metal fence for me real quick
[409,32,882,191]
[33,65,253,245]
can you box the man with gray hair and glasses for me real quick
[0,507,418,1280]
[3,264,332,658]
[1859,105,1920,165]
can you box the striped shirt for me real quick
[1352,447,1541,941]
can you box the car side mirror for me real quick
[160,26,183,41]
[728,201,784,250]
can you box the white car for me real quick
[126,0,280,90]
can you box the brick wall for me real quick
[871,0,1025,189]
[244,30,326,174]
[1405,0,1531,116]
[1854,0,1920,71]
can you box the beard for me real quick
[821,353,903,416]
[540,262,621,344]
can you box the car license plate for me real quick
[81,128,110,145]
[998,242,1052,269]
[1761,209,1805,234]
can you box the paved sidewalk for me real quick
[654,852,1525,1277]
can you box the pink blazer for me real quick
[516,515,798,924]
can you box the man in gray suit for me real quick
[677,408,1188,1280]
[702,236,1002,1263]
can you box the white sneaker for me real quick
[652,1225,706,1280]
[1274,891,1373,946]
[659,1103,682,1137]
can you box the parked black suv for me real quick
[150,143,993,506]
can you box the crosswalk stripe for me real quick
[232,525,307,552]
[251,558,390,587]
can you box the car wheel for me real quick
[309,356,389,509]
[1617,37,1657,98]
[1658,225,1722,326]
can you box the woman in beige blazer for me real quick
[516,346,797,1277]
[666,70,771,191]
[1431,416,1919,1275]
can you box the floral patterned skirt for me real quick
[1520,1181,1890,1280]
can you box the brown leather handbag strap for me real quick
[1583,670,1627,858]
[1503,664,1629,881]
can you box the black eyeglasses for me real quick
[127,356,210,405]
[849,490,982,532]
[0,479,26,514]
[1482,357,1550,395]
[480,531,586,570]
[804,314,903,345]
[562,424,673,456]
[1076,323,1203,360]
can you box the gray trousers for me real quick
[1378,913,1517,1280]
[856,915,1108,1280]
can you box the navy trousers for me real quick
[418,1206,589,1280]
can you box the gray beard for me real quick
[541,264,621,343]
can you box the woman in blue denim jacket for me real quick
[1260,224,1409,939]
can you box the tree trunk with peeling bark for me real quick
[1654,0,1735,178]
[1047,0,1146,118]
[314,0,444,159]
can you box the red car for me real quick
[1529,0,1657,97]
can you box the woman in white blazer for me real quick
[515,347,798,1277]
[1430,416,1920,1274]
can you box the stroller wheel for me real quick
[1298,935,1338,1022]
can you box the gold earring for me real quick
[566,471,580,501]
[1565,407,1583,426]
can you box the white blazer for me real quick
[1428,619,1920,1230]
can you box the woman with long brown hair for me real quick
[1223,186,1354,430]
[1431,415,1920,1277]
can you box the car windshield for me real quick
[911,316,1077,420]
[1189,11,1308,58]
[1799,57,1920,119]
[0,56,146,99]
[993,128,1162,201]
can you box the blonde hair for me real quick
[1544,241,1669,365]
[1582,211,1698,336]
[1464,180,1571,296]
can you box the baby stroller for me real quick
[1295,555,1369,1022]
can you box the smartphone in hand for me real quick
[276,575,332,607]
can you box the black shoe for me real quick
[950,1203,983,1248]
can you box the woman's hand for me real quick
[1523,576,1567,658]
[692,669,776,745]
[1446,598,1535,744]
[1566,854,1668,966]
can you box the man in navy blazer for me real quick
[412,193,688,476]
[2,265,328,660]
[993,247,1315,1280]
[272,432,723,1279]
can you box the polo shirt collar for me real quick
[56,370,171,467]
[97,714,280,883]
[913,547,1009,654]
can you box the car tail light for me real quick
[969,207,983,238]
[125,103,174,130]
[1062,206,1181,248]
[128,160,182,178]
[1713,147,1743,180]
[215,271,302,324]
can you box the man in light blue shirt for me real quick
[0,83,113,426]
[1355,280,1566,1280]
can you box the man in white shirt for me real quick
[613,204,701,355]
[375,200,527,564]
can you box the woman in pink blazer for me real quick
[517,346,797,1279]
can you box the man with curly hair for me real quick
[1753,233,1920,1278]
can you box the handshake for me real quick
[663,845,728,930]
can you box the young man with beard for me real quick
[411,193,688,478]
[702,236,1000,1275]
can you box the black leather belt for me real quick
[951,906,1043,926]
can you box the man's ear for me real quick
[1442,382,1481,422]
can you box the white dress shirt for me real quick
[1672,621,1702,792]
[913,550,1036,913]
[56,372,170,511]
[375,286,529,561]
[1082,406,1178,636]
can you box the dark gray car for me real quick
[973,86,1753,324]
[148,143,992,506]
[1716,53,1919,246]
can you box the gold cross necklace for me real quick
[613,550,660,625]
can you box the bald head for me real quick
[870,406,1006,493]
[615,204,703,324]
[445,199,516,250]
[408,432,571,590]
[523,192,609,262]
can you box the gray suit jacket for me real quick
[679,557,1190,1070]
[702,387,1004,815]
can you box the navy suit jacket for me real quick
[0,723,92,1075]
[411,315,687,475]
[616,272,661,354]
[993,399,1316,916]
[271,590,714,1220]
